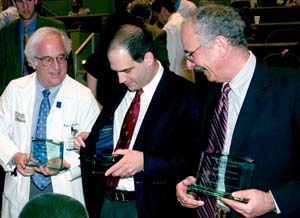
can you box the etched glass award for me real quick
[80,116,122,174]
[187,152,255,203]
[81,153,121,174]
[26,138,64,171]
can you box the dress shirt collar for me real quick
[226,51,256,98]
[20,13,37,37]
[35,77,62,106]
[140,60,163,101]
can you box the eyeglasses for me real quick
[184,45,202,63]
[35,54,68,66]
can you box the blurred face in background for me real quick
[13,0,37,24]
[71,0,82,7]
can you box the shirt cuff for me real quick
[269,190,281,214]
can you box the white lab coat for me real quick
[0,73,100,218]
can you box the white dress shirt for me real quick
[114,61,164,191]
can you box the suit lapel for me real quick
[230,63,272,153]
[15,20,22,75]
[84,86,127,153]
[134,71,171,149]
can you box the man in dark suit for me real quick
[75,24,202,218]
[176,4,300,218]
[0,0,72,95]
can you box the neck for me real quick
[22,12,37,26]
[222,47,250,82]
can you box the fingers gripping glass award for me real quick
[188,84,255,203]
[26,138,65,171]
[80,117,121,174]
[187,152,255,203]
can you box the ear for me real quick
[214,35,229,57]
[143,52,154,66]
[161,6,168,15]
[28,58,37,70]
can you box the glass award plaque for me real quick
[187,152,255,203]
[80,153,121,174]
[26,138,65,171]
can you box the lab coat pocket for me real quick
[63,149,81,181]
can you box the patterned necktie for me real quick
[197,83,231,218]
[23,25,34,75]
[32,89,52,190]
[105,89,143,197]
[24,25,29,44]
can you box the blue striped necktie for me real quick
[197,83,231,218]
[32,89,52,190]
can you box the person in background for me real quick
[285,0,300,6]
[129,0,169,70]
[0,27,99,218]
[176,4,300,218]
[68,0,90,16]
[19,193,89,218]
[151,0,194,81]
[76,24,202,218]
[0,0,19,29]
[0,0,72,95]
[172,0,197,18]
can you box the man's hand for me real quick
[33,159,71,176]
[221,189,276,217]
[176,176,204,208]
[13,152,34,176]
[74,131,90,149]
[104,149,143,178]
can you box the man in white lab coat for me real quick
[0,27,100,218]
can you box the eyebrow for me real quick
[37,53,66,58]
[116,67,134,73]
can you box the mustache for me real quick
[194,65,206,73]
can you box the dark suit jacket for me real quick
[81,70,202,218]
[199,62,300,218]
[0,15,68,95]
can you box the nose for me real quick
[117,72,126,84]
[50,58,61,69]
[23,0,29,10]
[186,60,195,71]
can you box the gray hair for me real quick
[24,27,72,64]
[191,4,247,48]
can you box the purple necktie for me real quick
[197,83,231,218]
